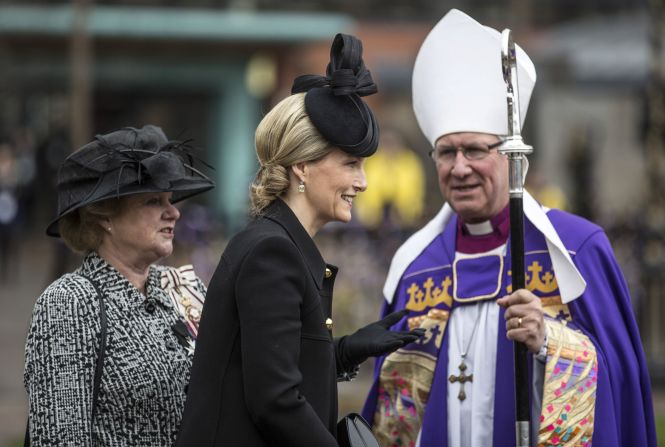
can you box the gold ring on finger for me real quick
[517,317,523,328]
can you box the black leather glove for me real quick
[337,309,425,370]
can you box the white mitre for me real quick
[412,9,537,146]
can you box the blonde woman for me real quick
[176,34,423,447]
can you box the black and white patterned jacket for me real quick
[24,252,206,446]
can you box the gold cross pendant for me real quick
[448,361,473,401]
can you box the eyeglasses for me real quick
[429,140,504,164]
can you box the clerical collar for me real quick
[465,220,493,235]
[456,205,510,254]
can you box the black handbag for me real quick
[337,413,381,447]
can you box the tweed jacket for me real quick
[24,252,206,446]
[176,199,350,447]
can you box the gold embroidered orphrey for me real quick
[537,318,597,446]
[372,308,449,447]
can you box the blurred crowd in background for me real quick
[1,0,665,445]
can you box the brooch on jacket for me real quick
[161,265,205,352]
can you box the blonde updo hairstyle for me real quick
[58,198,124,253]
[250,93,332,216]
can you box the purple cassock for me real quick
[361,200,656,447]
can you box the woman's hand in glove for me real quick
[338,309,425,369]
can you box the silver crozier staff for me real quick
[499,29,532,447]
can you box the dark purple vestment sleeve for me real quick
[565,228,656,446]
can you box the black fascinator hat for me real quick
[46,125,215,237]
[291,33,379,157]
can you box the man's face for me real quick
[432,132,509,223]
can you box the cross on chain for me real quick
[448,361,473,401]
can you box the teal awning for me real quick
[0,5,353,42]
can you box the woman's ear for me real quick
[291,162,307,183]
[97,216,112,233]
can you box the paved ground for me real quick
[2,236,664,447]
[1,235,56,447]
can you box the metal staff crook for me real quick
[499,29,532,447]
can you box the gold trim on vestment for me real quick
[373,309,449,447]
[452,253,503,302]
[537,319,597,446]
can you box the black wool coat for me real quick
[176,199,348,447]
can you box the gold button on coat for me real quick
[324,268,332,278]
[325,318,333,330]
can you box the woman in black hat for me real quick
[175,34,423,447]
[24,125,214,446]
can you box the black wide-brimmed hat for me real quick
[291,33,379,157]
[46,125,215,237]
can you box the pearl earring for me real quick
[298,181,305,193]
